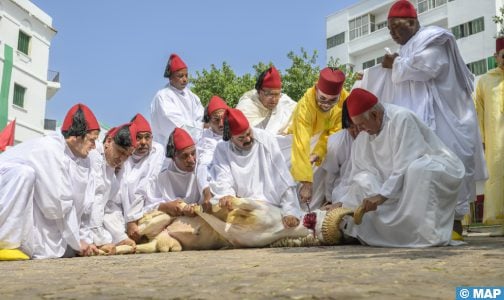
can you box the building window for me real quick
[487,56,497,70]
[349,14,375,40]
[17,31,31,55]
[376,20,388,30]
[452,17,484,39]
[467,59,487,76]
[362,59,375,70]
[376,56,384,64]
[327,32,345,49]
[13,84,26,108]
[418,0,448,14]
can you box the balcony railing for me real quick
[47,70,60,82]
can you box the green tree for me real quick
[493,6,504,37]
[190,62,255,108]
[190,48,358,108]
[282,48,320,101]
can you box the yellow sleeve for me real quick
[474,77,485,142]
[290,98,315,182]
[312,89,348,164]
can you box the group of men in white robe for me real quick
[0,0,489,260]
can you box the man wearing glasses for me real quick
[236,66,296,135]
[474,36,504,227]
[288,67,348,210]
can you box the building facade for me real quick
[0,0,59,143]
[326,0,504,77]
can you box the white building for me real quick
[0,0,59,143]
[326,0,504,77]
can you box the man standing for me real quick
[474,37,504,225]
[0,103,100,260]
[150,53,204,145]
[339,88,465,247]
[378,0,486,235]
[210,108,301,228]
[288,67,348,208]
[236,66,296,135]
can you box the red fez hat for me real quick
[172,128,194,150]
[388,0,417,19]
[168,53,187,73]
[317,68,345,96]
[346,88,379,118]
[226,108,250,136]
[496,37,504,53]
[61,103,100,132]
[207,95,228,115]
[107,123,138,148]
[131,113,151,133]
[262,66,282,89]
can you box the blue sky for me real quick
[31,0,359,127]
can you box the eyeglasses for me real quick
[316,94,339,106]
[261,89,281,98]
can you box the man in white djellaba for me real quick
[111,114,166,243]
[209,108,302,228]
[0,103,100,260]
[322,101,360,208]
[235,65,296,135]
[150,53,204,145]
[365,0,487,237]
[196,95,228,211]
[145,127,201,218]
[86,122,142,254]
[336,88,465,247]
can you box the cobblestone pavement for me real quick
[1,236,503,300]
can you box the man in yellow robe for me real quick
[288,67,349,208]
[474,37,504,225]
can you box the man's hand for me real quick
[182,203,198,217]
[79,241,99,257]
[362,195,387,212]
[219,196,234,210]
[282,215,300,228]
[159,199,184,216]
[381,53,399,69]
[322,202,342,211]
[309,154,319,166]
[299,181,313,204]
[117,238,136,251]
[127,221,141,242]
[202,187,213,213]
[99,243,116,255]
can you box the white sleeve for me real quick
[391,45,448,83]
[209,143,236,198]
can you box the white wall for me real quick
[0,0,57,142]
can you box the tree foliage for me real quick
[493,6,504,37]
[281,48,321,101]
[190,48,357,108]
[190,62,254,108]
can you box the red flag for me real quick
[0,119,16,151]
